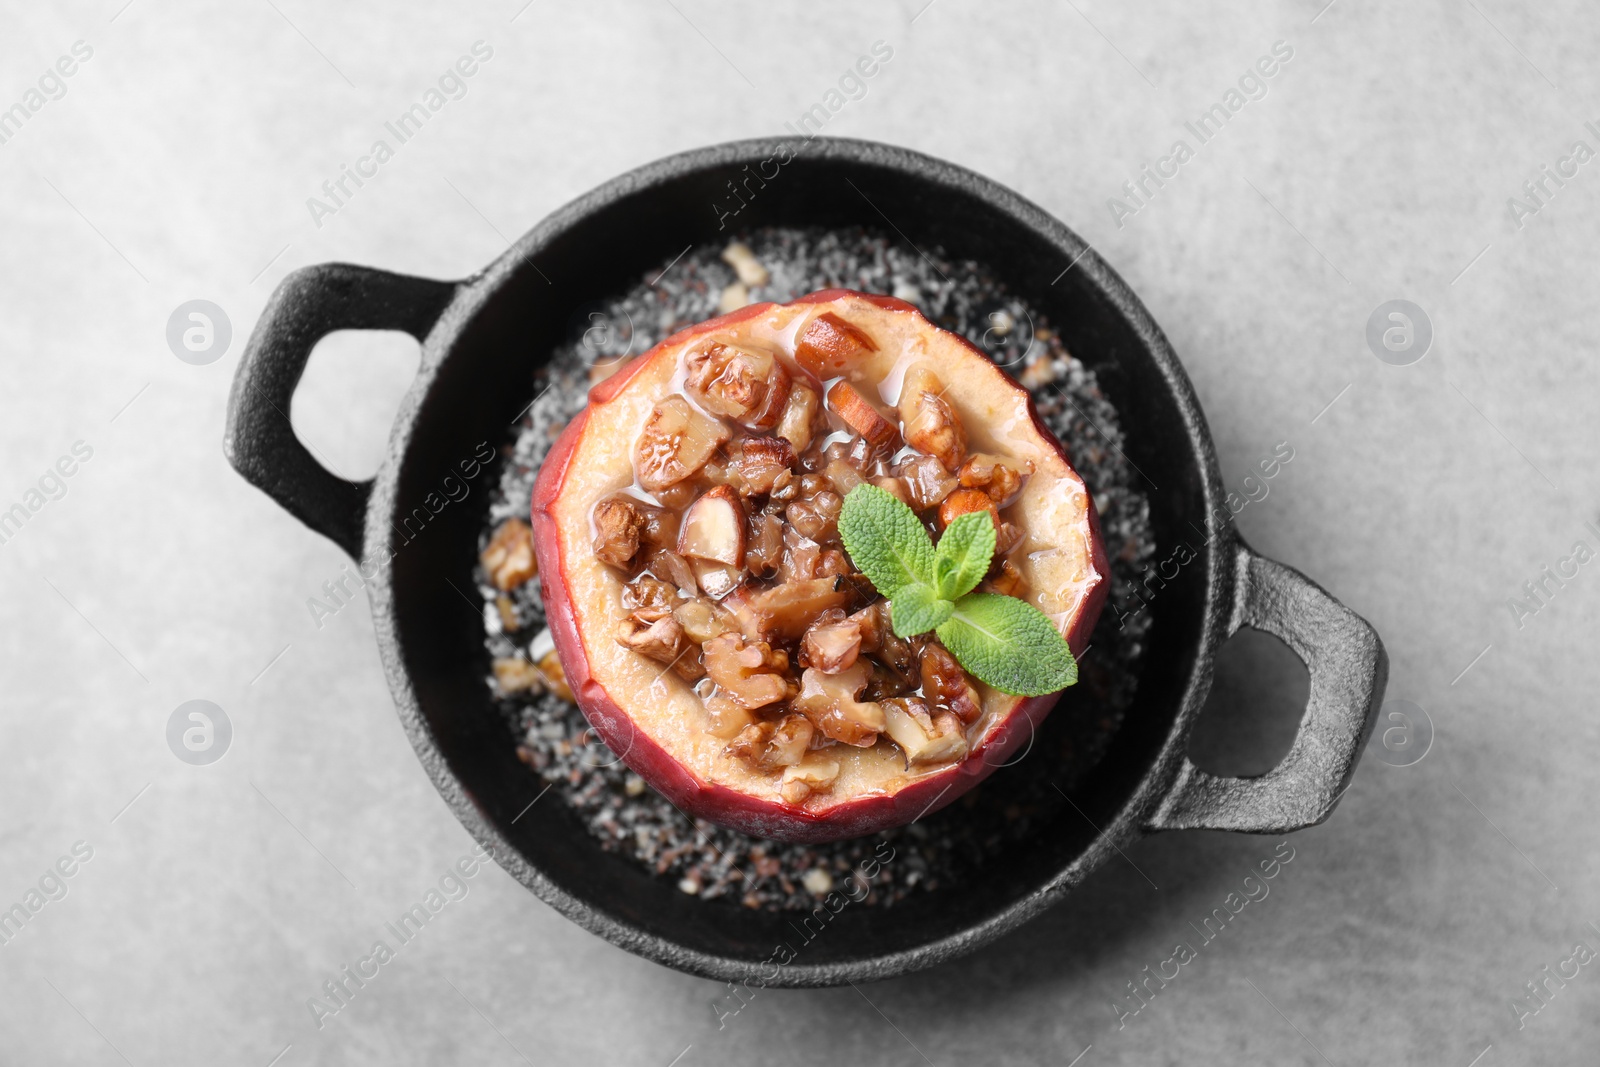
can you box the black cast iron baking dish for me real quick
[224,136,1387,986]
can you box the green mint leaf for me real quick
[933,510,996,601]
[889,582,954,638]
[935,593,1078,696]
[838,483,935,599]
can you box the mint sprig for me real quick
[837,483,1077,697]
[937,594,1078,695]
[932,511,994,601]
[890,582,954,636]
[835,483,935,600]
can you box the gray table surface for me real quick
[2,1,1597,1064]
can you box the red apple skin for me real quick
[530,289,1109,843]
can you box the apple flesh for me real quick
[530,289,1109,843]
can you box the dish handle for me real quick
[224,263,457,559]
[1143,538,1388,834]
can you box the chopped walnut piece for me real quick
[720,585,766,642]
[767,713,815,767]
[727,713,814,772]
[616,612,680,659]
[718,282,750,314]
[616,613,702,680]
[897,365,966,471]
[862,660,918,701]
[678,485,747,567]
[816,548,852,578]
[592,497,645,568]
[826,381,898,454]
[768,468,798,502]
[728,576,855,642]
[727,437,796,496]
[871,475,911,506]
[824,458,866,497]
[850,601,890,654]
[495,596,519,633]
[642,548,697,593]
[635,395,731,492]
[797,472,830,495]
[774,382,820,453]
[812,606,849,628]
[881,630,921,673]
[958,453,1032,507]
[685,342,791,430]
[802,619,863,674]
[995,520,1026,556]
[881,697,968,765]
[823,436,867,470]
[721,241,770,287]
[792,661,886,746]
[784,498,840,543]
[938,487,1000,531]
[847,600,918,672]
[727,721,773,768]
[535,649,574,703]
[795,441,827,475]
[652,479,699,511]
[482,519,537,591]
[673,596,738,644]
[778,524,823,581]
[839,572,879,608]
[1019,357,1059,389]
[847,434,879,471]
[985,558,1027,598]
[623,575,680,614]
[635,498,677,547]
[897,454,958,511]
[794,312,877,379]
[780,758,841,804]
[745,511,784,577]
[703,633,795,710]
[492,656,545,695]
[690,559,743,600]
[920,642,983,725]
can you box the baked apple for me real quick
[530,289,1108,842]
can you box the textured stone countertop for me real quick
[1,1,1596,1064]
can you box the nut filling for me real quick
[591,312,1038,802]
